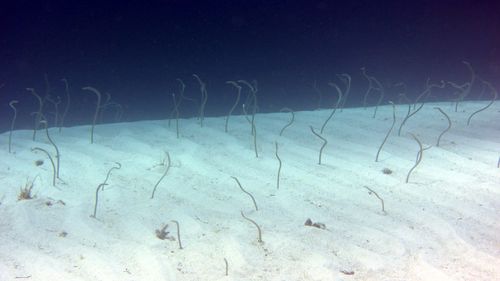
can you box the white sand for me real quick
[0,101,499,280]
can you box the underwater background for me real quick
[0,0,498,131]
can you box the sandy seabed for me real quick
[0,101,499,281]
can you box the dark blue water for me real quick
[0,0,498,132]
